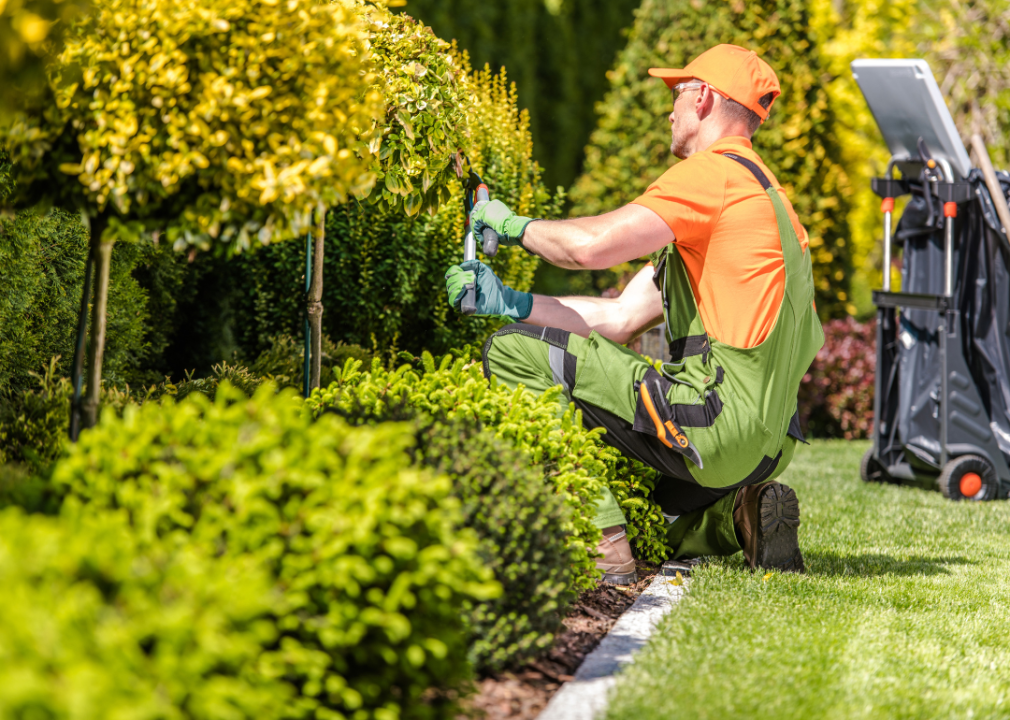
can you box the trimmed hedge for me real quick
[308,351,671,575]
[569,0,854,319]
[168,59,555,365]
[0,506,291,719]
[52,384,496,720]
[327,399,581,674]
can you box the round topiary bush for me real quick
[52,383,497,720]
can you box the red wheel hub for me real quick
[960,472,983,498]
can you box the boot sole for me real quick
[600,570,638,586]
[756,483,805,573]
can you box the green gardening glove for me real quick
[445,260,532,320]
[470,199,536,250]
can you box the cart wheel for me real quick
[938,455,998,501]
[860,448,889,483]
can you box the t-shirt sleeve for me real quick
[630,156,726,247]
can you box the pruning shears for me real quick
[455,153,500,315]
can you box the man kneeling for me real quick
[444,45,824,583]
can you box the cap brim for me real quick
[648,67,693,88]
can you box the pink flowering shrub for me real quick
[798,317,876,439]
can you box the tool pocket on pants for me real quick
[632,368,711,470]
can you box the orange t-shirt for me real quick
[632,136,809,349]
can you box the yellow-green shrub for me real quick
[569,0,854,318]
[2,0,380,250]
[0,506,291,719]
[364,8,470,218]
[53,384,497,720]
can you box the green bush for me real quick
[569,0,854,318]
[0,506,292,719]
[309,351,673,580]
[0,206,180,393]
[52,383,496,720]
[169,60,554,363]
[329,395,581,674]
[0,357,69,470]
[419,419,578,673]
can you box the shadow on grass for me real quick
[804,551,974,577]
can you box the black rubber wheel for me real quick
[860,448,889,483]
[938,454,998,501]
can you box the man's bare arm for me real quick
[522,264,664,344]
[522,204,674,270]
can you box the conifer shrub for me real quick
[0,506,291,719]
[52,383,496,720]
[0,357,70,470]
[0,206,177,393]
[569,0,854,318]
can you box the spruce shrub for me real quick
[569,0,854,318]
[52,384,496,720]
[0,506,291,719]
[309,351,672,578]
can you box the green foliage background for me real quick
[569,0,854,318]
[398,0,640,191]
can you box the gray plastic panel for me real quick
[851,59,972,179]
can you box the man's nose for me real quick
[669,111,675,124]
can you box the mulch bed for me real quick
[462,560,660,720]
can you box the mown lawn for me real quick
[605,440,1010,720]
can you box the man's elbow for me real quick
[569,242,612,271]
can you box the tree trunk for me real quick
[306,209,326,392]
[69,250,95,442]
[81,215,113,430]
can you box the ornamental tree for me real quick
[299,6,471,390]
[1,0,381,432]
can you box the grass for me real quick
[605,440,1010,720]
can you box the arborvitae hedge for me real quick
[396,0,641,190]
[171,60,554,364]
[570,0,854,319]
[52,384,496,720]
[0,507,291,718]
[0,205,180,393]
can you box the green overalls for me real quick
[483,153,824,559]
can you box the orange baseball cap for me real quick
[649,44,781,121]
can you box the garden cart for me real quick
[854,58,1010,500]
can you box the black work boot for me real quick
[596,525,638,585]
[733,482,805,573]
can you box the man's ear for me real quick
[695,85,717,121]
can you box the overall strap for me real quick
[720,152,772,189]
[720,152,804,272]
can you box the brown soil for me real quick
[462,561,660,720]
